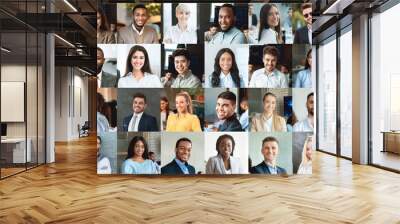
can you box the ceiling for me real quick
[0,0,96,74]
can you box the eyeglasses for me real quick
[303,13,312,18]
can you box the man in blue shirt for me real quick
[161,138,196,175]
[250,136,287,175]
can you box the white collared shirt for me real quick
[97,71,102,88]
[132,24,144,36]
[163,24,197,44]
[293,116,314,132]
[118,72,163,88]
[259,28,278,44]
[128,112,144,132]
[219,72,235,88]
[308,27,312,44]
[249,68,288,88]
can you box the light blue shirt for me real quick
[121,159,158,174]
[210,27,247,44]
[294,69,312,88]
[175,158,189,174]
[266,163,278,175]
[97,112,109,133]
[239,110,249,131]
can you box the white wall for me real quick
[54,67,89,141]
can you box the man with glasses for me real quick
[294,3,312,44]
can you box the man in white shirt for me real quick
[117,4,158,44]
[122,93,158,132]
[249,46,288,88]
[294,92,314,132]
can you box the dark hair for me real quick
[97,8,110,31]
[148,151,155,156]
[301,3,312,11]
[132,92,147,104]
[262,92,277,102]
[97,93,105,112]
[97,136,102,144]
[305,49,312,69]
[124,45,152,76]
[97,47,104,56]
[307,92,314,100]
[211,48,241,88]
[262,136,279,146]
[216,134,235,156]
[259,4,282,43]
[210,23,219,29]
[175,137,192,149]
[126,136,149,160]
[132,4,147,14]
[160,96,170,120]
[172,49,190,61]
[263,45,279,58]
[217,91,237,105]
[220,4,235,16]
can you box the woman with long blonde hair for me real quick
[166,91,201,132]
[297,135,313,174]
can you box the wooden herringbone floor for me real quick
[1,136,400,223]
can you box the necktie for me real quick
[130,115,138,132]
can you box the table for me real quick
[1,138,32,163]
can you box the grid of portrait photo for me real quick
[97,2,315,175]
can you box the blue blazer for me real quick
[161,159,195,175]
[294,26,310,44]
[122,113,158,132]
[250,162,287,175]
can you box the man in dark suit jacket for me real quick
[97,47,118,87]
[215,91,243,132]
[293,3,312,44]
[122,93,158,132]
[162,138,196,175]
[250,136,287,175]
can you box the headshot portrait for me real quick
[204,45,248,88]
[117,3,161,44]
[97,89,117,133]
[161,44,204,88]
[204,88,246,132]
[204,132,248,174]
[292,132,314,175]
[247,3,294,44]
[117,44,162,88]
[97,45,119,88]
[248,88,291,132]
[202,3,248,44]
[163,3,198,44]
[161,132,204,175]
[292,45,313,88]
[117,132,161,175]
[117,89,161,132]
[293,3,312,45]
[97,133,117,174]
[97,5,117,44]
[248,44,292,88]
[161,88,204,132]
[249,132,292,175]
[292,89,314,132]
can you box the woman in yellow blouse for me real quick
[166,91,202,132]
